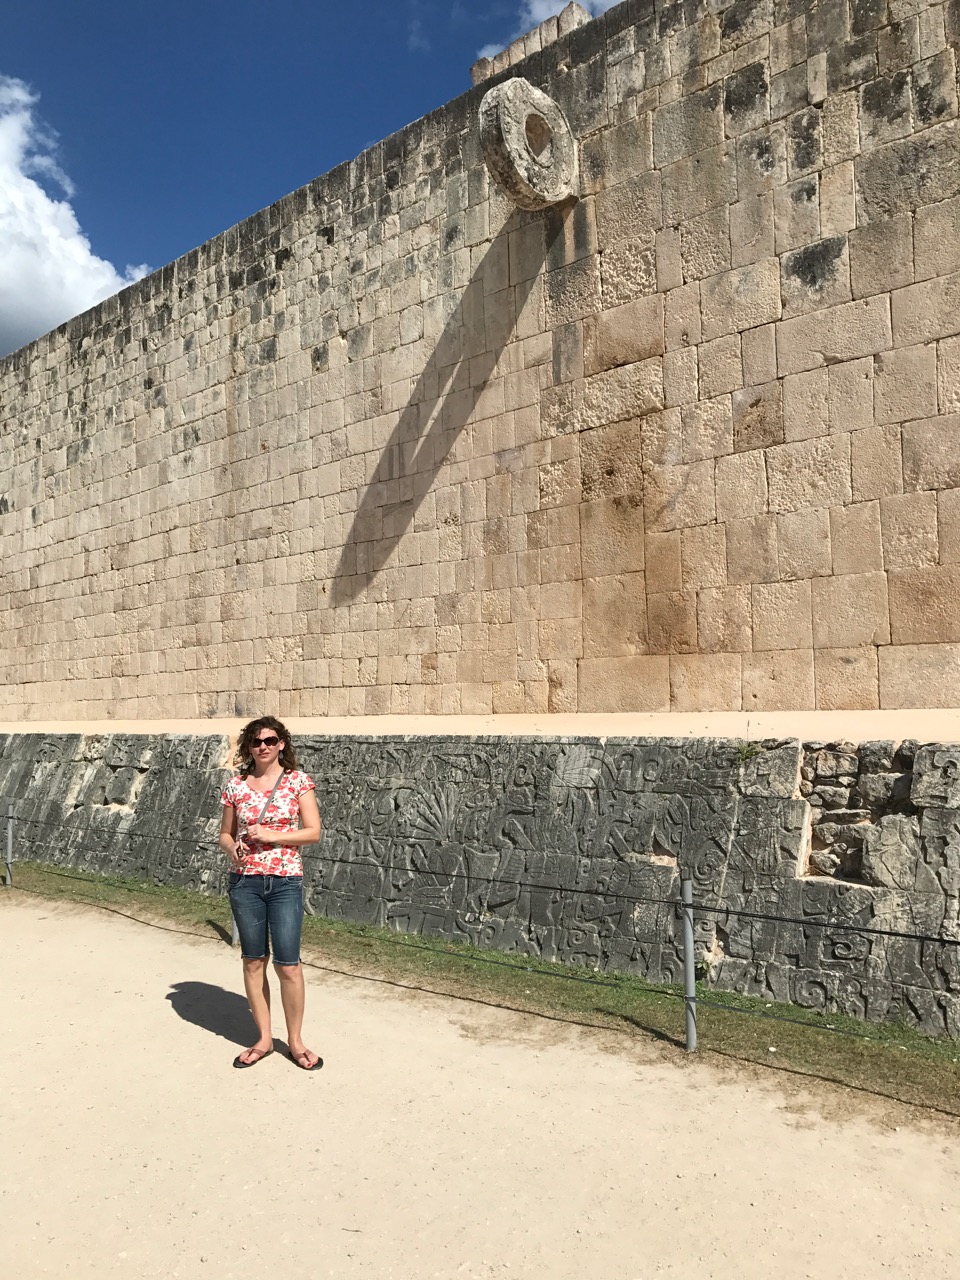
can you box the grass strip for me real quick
[8,860,960,1118]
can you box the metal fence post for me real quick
[681,877,697,1052]
[5,800,13,887]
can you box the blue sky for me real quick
[0,0,615,356]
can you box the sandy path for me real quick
[2,896,958,1280]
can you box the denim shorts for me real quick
[228,874,304,966]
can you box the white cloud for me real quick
[479,0,619,59]
[0,75,149,358]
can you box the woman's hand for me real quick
[245,823,277,844]
[228,839,247,871]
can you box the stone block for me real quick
[579,493,645,578]
[777,507,832,580]
[874,345,938,425]
[698,336,742,399]
[716,449,768,521]
[782,367,830,441]
[787,106,824,177]
[647,590,698,653]
[742,649,815,709]
[663,142,739,222]
[601,235,658,306]
[815,647,880,710]
[580,420,644,501]
[851,423,903,501]
[828,357,875,433]
[888,566,960,643]
[939,486,960,563]
[644,460,716,531]
[645,531,682,593]
[912,745,960,807]
[766,435,852,513]
[700,258,782,340]
[543,358,665,435]
[915,195,960,283]
[680,524,727,589]
[545,255,603,327]
[892,270,960,348]
[859,71,914,147]
[663,347,699,408]
[819,162,856,238]
[822,89,860,165]
[879,642,960,707]
[860,814,925,890]
[828,36,877,94]
[781,235,851,317]
[730,192,775,267]
[771,65,809,123]
[741,324,778,386]
[725,61,771,138]
[680,205,731,281]
[721,0,774,53]
[812,572,890,646]
[681,394,734,462]
[912,50,958,130]
[856,119,960,222]
[577,655,670,712]
[876,13,918,66]
[726,514,779,583]
[902,415,960,491]
[774,175,820,254]
[776,295,892,375]
[697,585,753,652]
[664,282,703,350]
[640,408,684,466]
[596,172,664,247]
[737,126,788,194]
[880,492,939,568]
[732,380,783,451]
[582,574,648,656]
[583,296,665,375]
[655,226,683,293]
[669,653,743,711]
[654,84,725,167]
[830,501,883,575]
[752,579,813,650]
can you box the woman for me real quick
[219,716,323,1069]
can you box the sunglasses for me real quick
[251,735,281,748]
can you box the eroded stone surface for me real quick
[6,730,960,1035]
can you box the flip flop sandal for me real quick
[233,1047,274,1069]
[289,1049,323,1071]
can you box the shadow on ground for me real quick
[166,980,255,1047]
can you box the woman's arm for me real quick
[247,788,322,847]
[219,803,245,868]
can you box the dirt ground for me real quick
[3,895,959,1280]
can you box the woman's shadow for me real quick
[166,980,274,1049]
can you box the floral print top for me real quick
[221,770,316,876]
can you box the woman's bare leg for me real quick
[274,963,319,1067]
[237,957,273,1064]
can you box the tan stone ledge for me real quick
[3,711,960,744]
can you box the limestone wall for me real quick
[2,0,960,719]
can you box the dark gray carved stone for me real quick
[479,78,579,209]
[861,815,925,890]
[912,744,960,808]
[5,729,960,1036]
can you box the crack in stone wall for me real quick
[6,730,960,1036]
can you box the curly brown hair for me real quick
[235,716,298,775]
